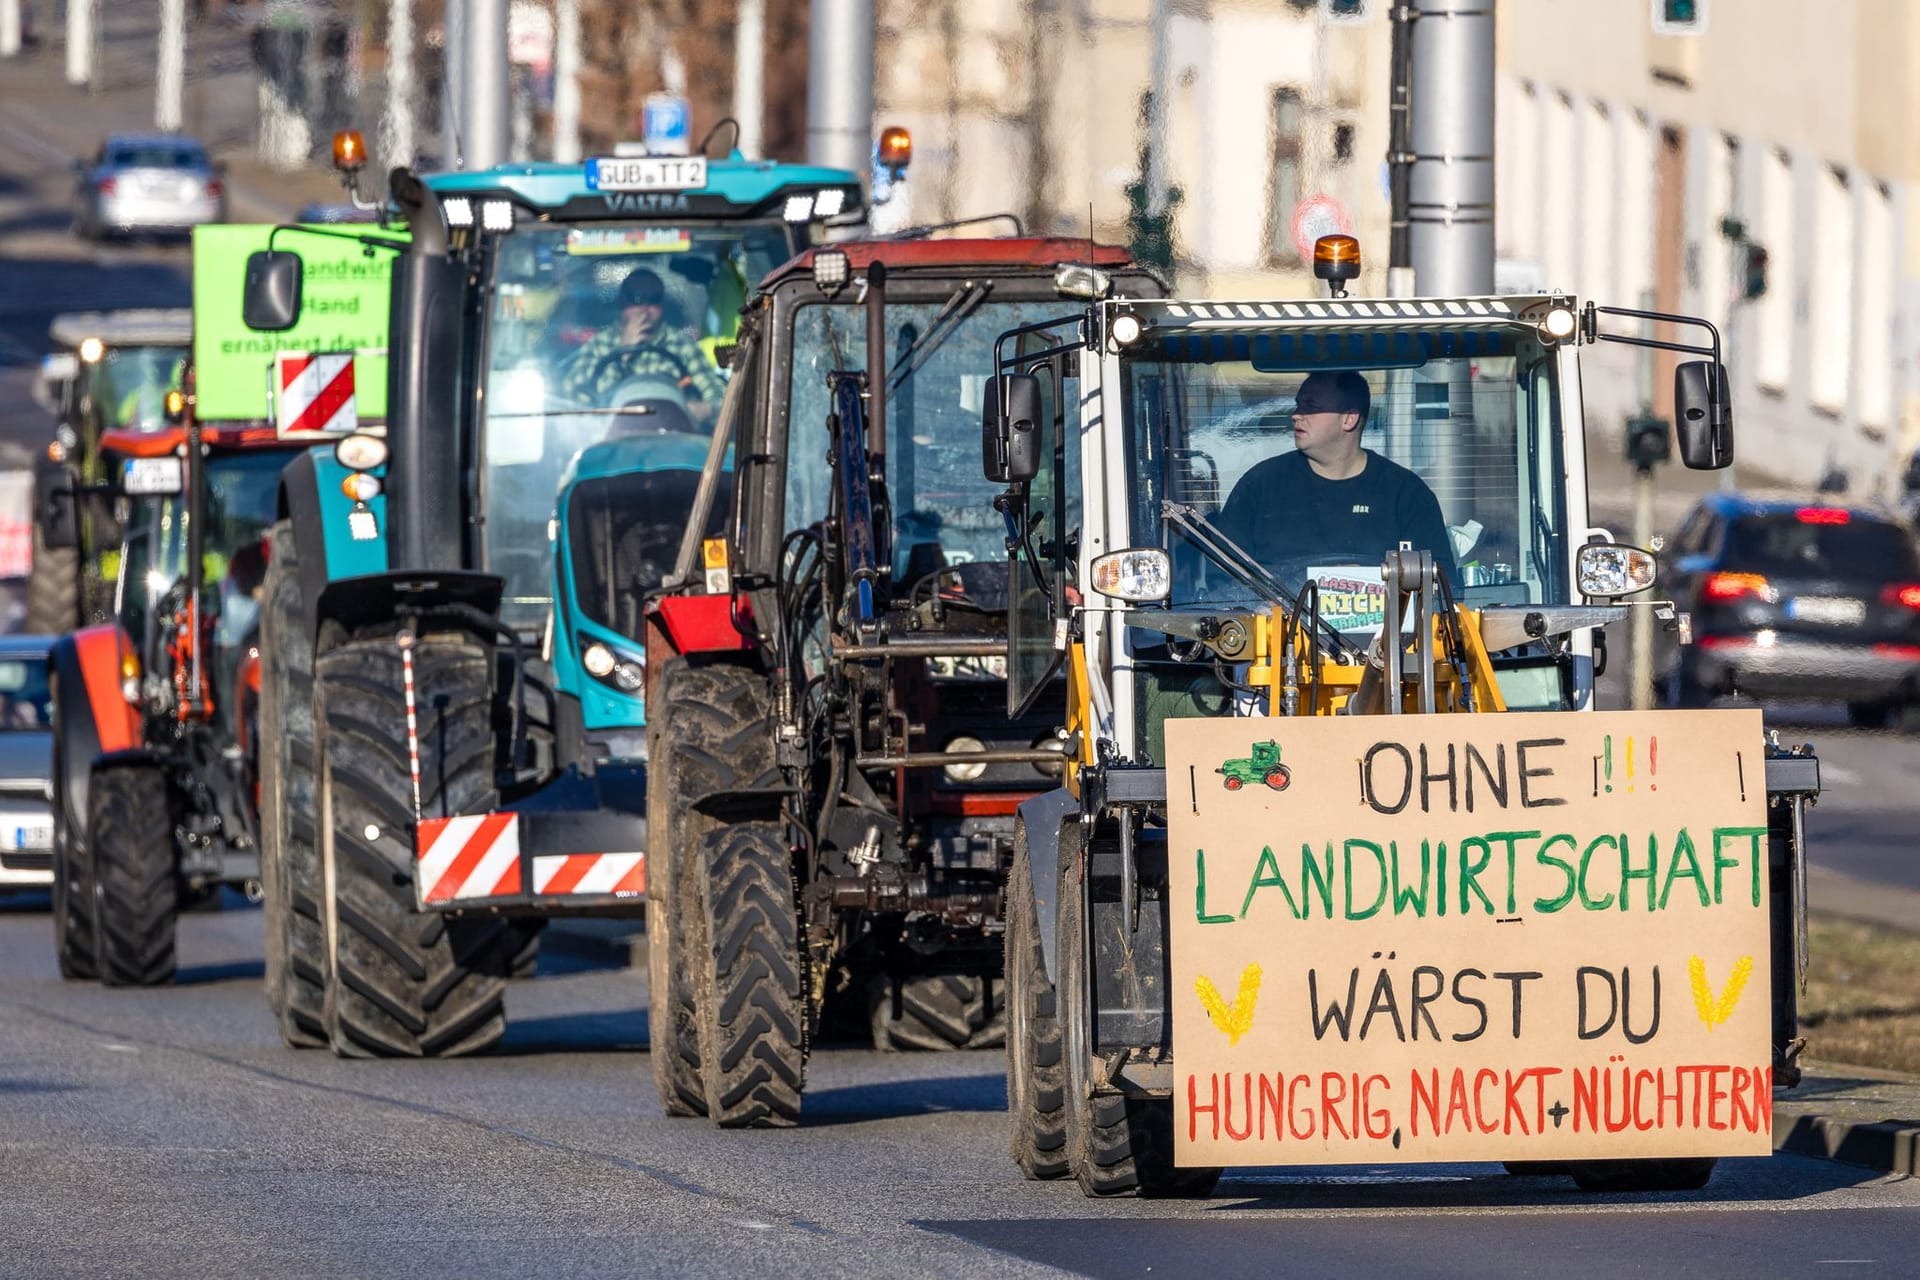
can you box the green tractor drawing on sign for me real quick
[1217,740,1292,791]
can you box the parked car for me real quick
[73,133,227,240]
[1663,494,1920,726]
[0,637,56,896]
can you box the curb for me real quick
[1775,1113,1920,1177]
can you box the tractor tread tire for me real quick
[869,973,1005,1052]
[316,638,515,1059]
[89,763,178,988]
[1006,839,1068,1179]
[51,713,99,982]
[647,659,775,1119]
[259,522,326,1048]
[26,525,80,635]
[695,822,805,1128]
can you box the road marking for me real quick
[99,1042,139,1053]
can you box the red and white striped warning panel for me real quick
[274,350,358,436]
[532,851,647,898]
[417,814,523,905]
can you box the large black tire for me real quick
[868,973,1005,1051]
[49,705,98,981]
[507,921,545,979]
[646,658,776,1118]
[695,821,806,1127]
[1006,828,1068,1179]
[258,522,326,1048]
[89,762,178,988]
[315,636,517,1058]
[1061,851,1220,1199]
[25,523,80,635]
[1569,1158,1717,1193]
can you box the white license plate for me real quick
[1788,596,1865,625]
[13,820,51,851]
[588,156,707,192]
[123,456,183,495]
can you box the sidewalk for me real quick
[1777,1062,1920,1177]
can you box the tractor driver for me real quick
[1213,369,1458,594]
[559,267,726,421]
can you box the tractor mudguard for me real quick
[232,646,261,760]
[50,626,144,832]
[313,570,503,639]
[280,447,391,634]
[1017,787,1078,989]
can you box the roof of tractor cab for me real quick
[763,237,1137,289]
[50,309,192,350]
[99,424,303,457]
[423,156,860,211]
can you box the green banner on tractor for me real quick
[191,224,401,423]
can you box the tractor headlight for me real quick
[583,643,616,677]
[1090,549,1171,602]
[943,735,988,783]
[1577,543,1657,597]
[1032,732,1069,779]
[581,639,646,694]
[334,433,388,471]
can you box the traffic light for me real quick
[1742,244,1769,300]
[1653,0,1706,34]
[1626,412,1671,468]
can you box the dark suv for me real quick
[1663,494,1920,726]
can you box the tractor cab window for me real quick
[479,220,787,631]
[89,345,188,434]
[782,295,1081,590]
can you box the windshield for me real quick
[480,220,790,629]
[1121,324,1567,633]
[0,655,52,731]
[785,295,1080,583]
[92,345,188,432]
[1724,515,1919,580]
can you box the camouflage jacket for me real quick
[560,325,726,406]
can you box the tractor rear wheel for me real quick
[259,521,326,1048]
[868,974,1005,1051]
[25,523,80,635]
[89,761,178,988]
[694,820,805,1127]
[50,716,98,982]
[1006,825,1068,1179]
[1223,775,1242,792]
[646,657,776,1118]
[1265,765,1291,790]
[1061,849,1220,1199]
[315,636,516,1058]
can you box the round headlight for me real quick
[1540,307,1578,341]
[613,659,645,692]
[1110,313,1144,347]
[943,735,988,783]
[334,433,389,471]
[340,473,381,502]
[1033,733,1069,779]
[582,643,615,677]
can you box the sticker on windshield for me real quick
[565,227,693,256]
[1306,564,1386,634]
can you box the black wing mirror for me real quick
[1674,359,1733,470]
[242,250,304,331]
[981,373,1042,485]
[38,469,79,552]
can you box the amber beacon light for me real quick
[332,130,367,174]
[877,126,912,174]
[1313,235,1362,296]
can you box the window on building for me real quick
[1333,122,1355,163]
[1809,165,1853,414]
[1857,180,1895,433]
[1699,134,1737,338]
[1755,147,1794,394]
[1264,88,1305,265]
[1579,101,1613,302]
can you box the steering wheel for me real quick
[582,342,698,397]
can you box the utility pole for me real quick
[734,0,765,159]
[459,0,510,170]
[551,0,580,163]
[442,0,464,165]
[806,0,873,177]
[1145,0,1170,220]
[66,0,91,87]
[1386,0,1415,297]
[156,0,185,131]
[1406,0,1494,295]
[0,1,21,59]
[1626,290,1668,711]
[383,0,415,168]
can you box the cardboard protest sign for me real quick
[1166,709,1772,1167]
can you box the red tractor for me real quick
[49,385,303,986]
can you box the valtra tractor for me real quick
[984,235,1822,1197]
[642,237,1166,1125]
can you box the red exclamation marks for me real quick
[1649,736,1658,791]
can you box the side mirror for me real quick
[1674,360,1733,470]
[38,468,79,551]
[981,373,1042,485]
[242,250,304,331]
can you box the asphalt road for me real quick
[0,901,1916,1280]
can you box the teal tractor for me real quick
[1217,740,1291,791]
[239,128,867,1058]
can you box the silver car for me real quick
[73,133,227,240]
[0,637,54,894]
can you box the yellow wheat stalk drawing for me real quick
[1196,963,1263,1045]
[1688,954,1753,1031]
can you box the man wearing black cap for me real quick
[559,267,727,416]
[1214,369,1457,595]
